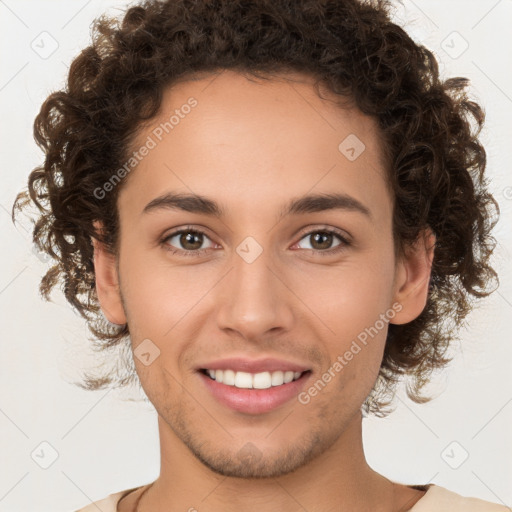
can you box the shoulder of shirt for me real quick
[72,486,142,512]
[70,483,511,512]
[410,484,510,511]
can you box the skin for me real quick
[92,69,435,511]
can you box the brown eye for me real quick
[162,228,215,255]
[178,231,204,250]
[309,232,335,250]
[296,229,348,254]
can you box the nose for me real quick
[215,242,295,341]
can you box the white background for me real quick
[0,1,511,510]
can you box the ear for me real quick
[91,220,127,325]
[390,227,436,325]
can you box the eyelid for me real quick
[294,224,352,244]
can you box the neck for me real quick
[140,410,402,512]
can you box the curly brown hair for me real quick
[12,0,499,416]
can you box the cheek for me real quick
[306,256,395,378]
[302,256,396,327]
[119,253,214,370]
[120,249,210,321]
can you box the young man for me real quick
[12,0,507,510]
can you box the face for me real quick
[93,69,433,479]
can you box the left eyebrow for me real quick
[141,191,373,221]
[279,192,372,221]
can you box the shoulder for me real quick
[411,484,510,511]
[72,486,142,512]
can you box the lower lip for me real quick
[198,370,312,415]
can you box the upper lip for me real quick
[197,357,311,374]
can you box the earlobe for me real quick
[390,227,436,325]
[91,220,127,326]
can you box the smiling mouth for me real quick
[198,367,313,415]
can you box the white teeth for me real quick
[204,369,305,389]
[234,371,253,388]
[222,369,235,385]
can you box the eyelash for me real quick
[159,225,351,258]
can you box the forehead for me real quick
[118,69,392,227]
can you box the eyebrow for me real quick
[142,191,372,221]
